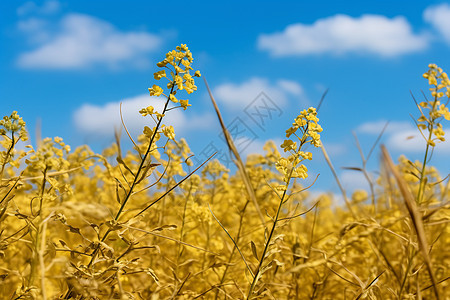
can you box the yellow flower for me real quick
[291,164,308,179]
[280,139,296,152]
[148,85,163,96]
[299,151,312,160]
[180,99,191,110]
[174,75,183,90]
[154,70,166,80]
[139,106,154,116]
[143,126,153,138]
[177,44,188,51]
[275,184,287,192]
[156,59,168,67]
[169,94,179,103]
[162,125,175,140]
[181,59,191,69]
[286,127,297,138]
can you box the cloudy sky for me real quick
[1,0,450,196]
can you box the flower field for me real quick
[0,45,449,299]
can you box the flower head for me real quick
[276,107,322,184]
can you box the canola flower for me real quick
[420,64,450,146]
[416,64,450,204]
[0,111,28,177]
[275,107,322,191]
[121,44,200,215]
[85,44,202,277]
[139,45,201,145]
[247,107,322,299]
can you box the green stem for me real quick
[29,168,47,288]
[416,93,439,204]
[247,177,291,299]
[0,133,15,180]
[114,85,176,220]
[86,81,176,270]
[214,200,249,300]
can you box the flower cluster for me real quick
[419,64,450,146]
[276,107,322,188]
[25,137,71,171]
[0,112,29,171]
[146,44,201,110]
[139,44,201,144]
[0,111,28,141]
[423,64,450,98]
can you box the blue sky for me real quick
[1,0,450,197]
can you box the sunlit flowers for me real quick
[0,111,28,141]
[418,64,450,146]
[140,44,200,142]
[276,107,322,185]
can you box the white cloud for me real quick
[424,3,450,44]
[17,13,162,69]
[17,18,50,44]
[73,94,215,138]
[386,127,450,154]
[356,120,411,135]
[357,120,450,154]
[17,0,61,16]
[213,77,307,110]
[277,79,304,95]
[258,14,428,57]
[386,128,424,153]
[321,142,347,156]
[340,170,371,192]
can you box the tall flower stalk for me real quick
[247,107,323,299]
[416,64,450,204]
[86,44,201,268]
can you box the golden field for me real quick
[0,45,448,299]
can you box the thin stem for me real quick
[246,177,290,299]
[0,132,15,180]
[214,200,250,300]
[86,82,176,270]
[115,85,175,220]
[416,93,439,204]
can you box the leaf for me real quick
[204,78,265,227]
[15,212,29,219]
[145,268,159,285]
[178,259,197,267]
[250,241,259,260]
[264,227,268,243]
[99,241,114,258]
[0,206,7,220]
[269,234,284,246]
[105,220,122,231]
[116,156,135,176]
[264,248,281,259]
[381,145,440,299]
[341,166,363,172]
[46,241,56,259]
[272,259,284,267]
[209,261,234,268]
[151,224,177,232]
[67,225,81,235]
[260,260,274,275]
